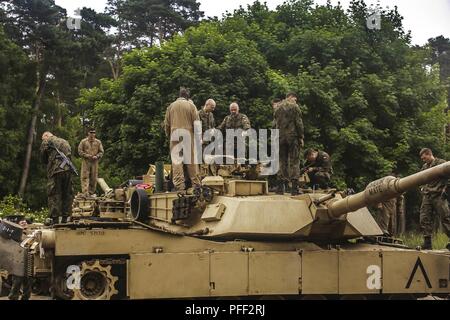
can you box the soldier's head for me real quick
[272,98,281,110]
[305,148,319,162]
[419,148,434,164]
[179,87,190,100]
[204,99,216,113]
[18,218,28,229]
[229,102,239,115]
[286,92,298,104]
[42,131,53,141]
[88,128,96,140]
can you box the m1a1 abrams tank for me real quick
[0,162,450,300]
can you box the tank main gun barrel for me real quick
[328,161,450,218]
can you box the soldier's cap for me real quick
[286,92,298,99]
[304,148,319,157]
[419,148,432,156]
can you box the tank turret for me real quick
[131,161,450,241]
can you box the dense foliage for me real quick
[0,0,449,229]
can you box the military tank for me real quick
[0,161,449,300]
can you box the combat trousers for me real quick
[172,164,201,191]
[170,137,201,191]
[48,171,73,219]
[8,275,32,300]
[308,171,331,189]
[377,207,397,235]
[420,194,450,237]
[277,139,300,182]
[81,160,99,194]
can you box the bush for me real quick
[0,195,48,223]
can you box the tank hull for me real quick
[33,227,450,299]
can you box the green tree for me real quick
[79,21,272,182]
[0,26,35,198]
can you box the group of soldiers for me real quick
[164,88,333,195]
[163,87,450,250]
[37,88,449,247]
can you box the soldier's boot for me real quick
[422,236,432,250]
[275,182,285,195]
[446,242,450,251]
[291,180,301,196]
[21,278,32,300]
[52,217,59,225]
[60,216,67,224]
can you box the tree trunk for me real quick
[56,90,62,128]
[18,70,47,197]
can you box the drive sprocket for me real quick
[72,260,118,300]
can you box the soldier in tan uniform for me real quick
[78,129,104,195]
[164,88,201,191]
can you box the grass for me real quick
[400,232,448,250]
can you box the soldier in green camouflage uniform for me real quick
[40,132,74,224]
[217,103,251,131]
[418,148,450,250]
[217,103,251,162]
[273,93,304,195]
[304,149,333,189]
[198,99,216,134]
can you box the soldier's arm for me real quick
[193,105,200,123]
[78,141,89,159]
[294,106,304,139]
[164,106,171,137]
[242,115,251,130]
[272,109,279,129]
[97,141,104,159]
[217,117,226,131]
[40,141,49,164]
[66,144,72,159]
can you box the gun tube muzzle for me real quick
[328,161,450,218]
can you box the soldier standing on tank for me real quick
[273,93,304,195]
[217,102,251,131]
[164,87,201,191]
[198,99,216,135]
[40,132,74,225]
[78,128,104,196]
[304,148,333,189]
[217,102,251,162]
[418,148,450,250]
